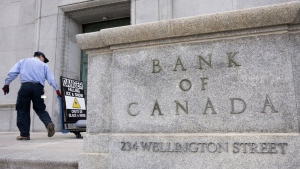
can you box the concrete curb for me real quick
[1,157,78,169]
[0,132,83,169]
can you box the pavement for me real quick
[0,132,84,169]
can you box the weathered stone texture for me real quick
[77,2,300,169]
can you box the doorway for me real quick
[81,18,130,101]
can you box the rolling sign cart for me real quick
[58,76,87,138]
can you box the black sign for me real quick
[60,76,86,122]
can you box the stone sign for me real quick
[77,2,300,168]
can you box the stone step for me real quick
[0,132,83,169]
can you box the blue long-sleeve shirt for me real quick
[5,57,59,90]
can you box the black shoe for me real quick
[17,136,30,140]
[47,123,55,137]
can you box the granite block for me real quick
[77,2,300,169]
[83,134,110,153]
[110,33,298,133]
[87,53,112,133]
[79,153,110,169]
[108,133,300,169]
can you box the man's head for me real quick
[34,51,49,63]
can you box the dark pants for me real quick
[16,82,52,137]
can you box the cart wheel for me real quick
[75,132,82,138]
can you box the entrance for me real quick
[80,18,130,100]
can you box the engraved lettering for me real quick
[132,142,138,151]
[278,143,288,154]
[233,142,240,153]
[127,142,132,151]
[152,142,159,152]
[179,79,192,91]
[175,100,188,115]
[268,143,278,153]
[218,143,228,153]
[250,143,259,153]
[189,142,199,152]
[203,97,217,114]
[151,100,163,116]
[121,141,288,154]
[200,77,208,90]
[121,142,126,151]
[121,142,132,151]
[200,143,206,153]
[166,142,174,152]
[242,143,250,153]
[227,52,241,67]
[207,142,218,153]
[261,95,278,113]
[173,57,187,71]
[141,142,152,151]
[174,143,182,152]
[128,102,139,116]
[183,143,189,152]
[230,98,247,114]
[152,59,162,73]
[159,142,166,152]
[260,143,268,153]
[198,54,212,69]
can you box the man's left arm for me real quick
[45,66,61,97]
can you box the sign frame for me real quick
[60,76,87,123]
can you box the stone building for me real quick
[0,0,298,132]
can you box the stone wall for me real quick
[132,0,300,24]
[0,0,88,132]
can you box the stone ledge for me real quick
[2,158,78,169]
[76,1,300,50]
[60,0,130,12]
[0,104,15,109]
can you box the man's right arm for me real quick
[5,61,21,85]
[2,60,21,95]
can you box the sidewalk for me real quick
[0,132,84,169]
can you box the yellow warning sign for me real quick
[72,98,81,108]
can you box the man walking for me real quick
[2,51,62,140]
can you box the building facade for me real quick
[0,0,298,132]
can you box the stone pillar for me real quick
[77,2,300,168]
